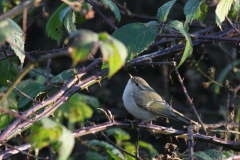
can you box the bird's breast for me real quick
[122,87,158,122]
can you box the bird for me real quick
[122,74,192,124]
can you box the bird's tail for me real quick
[172,109,198,125]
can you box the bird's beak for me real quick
[128,74,133,79]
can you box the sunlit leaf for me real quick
[99,32,127,78]
[215,0,234,29]
[168,20,193,68]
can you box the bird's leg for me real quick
[125,119,141,129]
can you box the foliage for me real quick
[0,0,240,159]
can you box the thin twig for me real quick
[47,58,51,90]
[27,11,43,30]
[226,17,240,36]
[101,132,142,160]
[2,143,48,160]
[7,80,40,104]
[86,0,118,31]
[210,129,240,134]
[173,64,207,135]
[187,126,194,158]
[31,68,49,78]
[133,61,176,66]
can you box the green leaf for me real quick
[66,29,99,66]
[228,0,240,19]
[64,10,76,33]
[138,141,159,157]
[106,128,130,145]
[60,93,94,123]
[46,3,68,45]
[147,21,159,26]
[102,0,121,22]
[99,32,127,78]
[7,18,25,66]
[30,118,74,160]
[74,93,100,109]
[192,149,226,160]
[123,142,136,160]
[88,140,126,160]
[168,20,193,68]
[18,83,47,109]
[0,20,13,45]
[0,59,18,87]
[0,90,17,130]
[86,152,106,160]
[157,0,176,23]
[184,0,207,24]
[215,0,234,29]
[59,6,76,33]
[112,23,158,61]
[50,69,75,86]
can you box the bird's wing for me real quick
[132,91,176,119]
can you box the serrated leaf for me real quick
[184,0,206,24]
[157,0,176,23]
[168,20,193,68]
[228,0,240,19]
[64,10,76,33]
[7,18,25,66]
[66,30,99,66]
[88,140,126,160]
[99,32,127,78]
[192,149,226,160]
[30,118,74,160]
[59,6,76,33]
[18,83,47,109]
[102,0,121,22]
[46,3,68,45]
[0,91,17,130]
[112,23,158,61]
[0,59,18,87]
[216,0,234,29]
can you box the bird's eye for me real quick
[135,83,139,86]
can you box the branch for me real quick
[86,0,118,31]
[0,59,107,142]
[2,121,240,159]
[174,65,207,135]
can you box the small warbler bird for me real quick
[122,74,191,124]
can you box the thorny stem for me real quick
[173,65,208,135]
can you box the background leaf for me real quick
[0,59,18,87]
[102,0,121,22]
[112,23,158,61]
[157,0,176,23]
[168,20,193,68]
[88,140,126,160]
